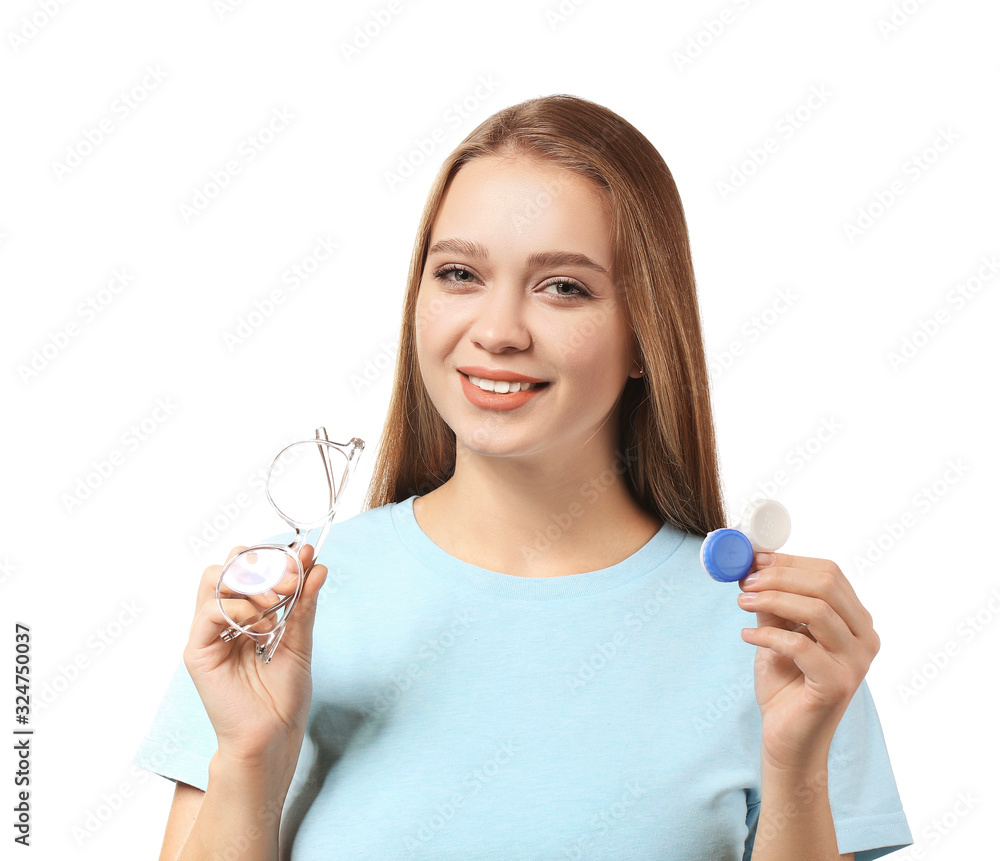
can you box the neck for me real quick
[413,441,661,578]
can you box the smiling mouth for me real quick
[460,372,551,394]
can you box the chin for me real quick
[453,425,541,458]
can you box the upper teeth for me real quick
[468,374,541,393]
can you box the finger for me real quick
[277,556,328,659]
[297,542,316,573]
[739,555,872,639]
[300,560,328,612]
[228,595,282,629]
[741,624,841,690]
[249,589,280,609]
[187,596,245,656]
[219,554,305,626]
[748,552,777,573]
[196,545,248,614]
[272,570,300,596]
[737,590,855,657]
[288,558,327,626]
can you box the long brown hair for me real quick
[362,94,725,536]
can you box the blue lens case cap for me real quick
[701,528,754,582]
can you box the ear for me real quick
[627,333,644,379]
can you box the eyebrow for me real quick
[426,238,609,275]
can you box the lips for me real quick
[458,371,549,411]
[456,366,548,384]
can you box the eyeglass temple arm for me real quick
[291,429,365,573]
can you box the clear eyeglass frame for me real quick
[215,427,364,663]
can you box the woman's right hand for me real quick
[183,544,328,768]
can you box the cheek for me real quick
[549,312,631,380]
[414,289,443,358]
[560,349,621,391]
[414,294,467,389]
[415,289,471,352]
[414,286,432,342]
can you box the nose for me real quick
[467,281,531,353]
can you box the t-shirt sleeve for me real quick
[743,678,913,860]
[132,657,219,791]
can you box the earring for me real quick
[637,367,645,377]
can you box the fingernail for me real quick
[742,571,759,585]
[755,553,775,568]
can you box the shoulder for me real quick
[312,496,411,567]
[332,497,400,536]
[652,525,758,640]
[261,497,408,569]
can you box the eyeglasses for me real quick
[216,428,365,663]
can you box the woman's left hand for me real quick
[737,552,881,769]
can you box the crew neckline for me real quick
[390,494,687,600]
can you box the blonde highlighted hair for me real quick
[362,94,725,536]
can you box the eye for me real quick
[540,279,590,300]
[433,265,478,285]
[431,265,591,300]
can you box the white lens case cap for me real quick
[737,498,791,552]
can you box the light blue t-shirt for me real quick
[135,496,913,859]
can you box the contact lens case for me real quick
[701,498,791,582]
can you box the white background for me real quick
[1,0,997,857]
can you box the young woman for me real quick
[137,94,912,860]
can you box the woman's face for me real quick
[414,154,639,464]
